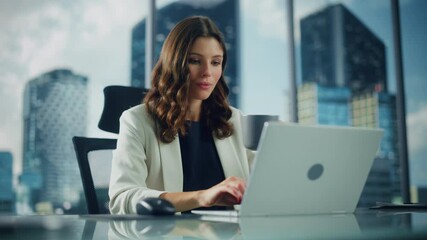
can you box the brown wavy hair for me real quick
[144,16,233,143]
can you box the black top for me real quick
[179,121,227,211]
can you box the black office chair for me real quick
[73,85,148,214]
[98,85,149,134]
[72,137,117,214]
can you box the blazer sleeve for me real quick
[108,108,165,214]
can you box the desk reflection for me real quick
[106,214,359,239]
[108,217,240,239]
[198,214,360,239]
[1,211,426,239]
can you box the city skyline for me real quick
[0,0,426,208]
[21,69,88,212]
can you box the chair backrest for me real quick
[98,85,148,134]
[73,85,148,214]
[72,137,117,214]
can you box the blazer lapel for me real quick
[214,137,245,179]
[159,137,183,192]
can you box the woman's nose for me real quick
[201,63,212,77]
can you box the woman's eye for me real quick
[188,59,200,64]
[212,61,222,66]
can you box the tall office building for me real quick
[21,69,88,211]
[297,83,399,206]
[300,4,387,93]
[352,91,400,204]
[131,0,240,107]
[0,151,14,213]
[298,83,351,126]
[299,4,400,206]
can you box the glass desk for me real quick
[1,210,427,239]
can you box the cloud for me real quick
[406,96,427,187]
[407,105,427,155]
[0,72,25,180]
[0,2,74,76]
[28,31,69,76]
[80,0,148,45]
[240,0,361,43]
[241,0,287,40]
[410,159,427,187]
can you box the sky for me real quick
[0,0,426,189]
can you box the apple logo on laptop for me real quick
[307,163,324,180]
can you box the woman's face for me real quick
[187,37,223,102]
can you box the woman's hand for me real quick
[197,176,246,207]
[159,176,246,212]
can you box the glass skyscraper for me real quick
[0,151,14,213]
[298,83,351,126]
[299,4,400,206]
[130,0,240,107]
[21,69,88,212]
[297,83,399,206]
[300,4,387,93]
[352,92,400,204]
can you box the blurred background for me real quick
[0,0,426,215]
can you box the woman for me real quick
[109,16,253,214]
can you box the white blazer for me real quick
[109,104,254,214]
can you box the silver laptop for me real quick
[192,122,383,217]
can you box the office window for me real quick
[294,0,400,205]
[400,0,427,202]
[0,0,148,214]
[2,0,425,215]
[240,0,289,120]
[0,0,291,215]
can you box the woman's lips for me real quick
[197,82,212,90]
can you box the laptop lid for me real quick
[239,122,383,216]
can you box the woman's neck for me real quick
[187,100,202,121]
